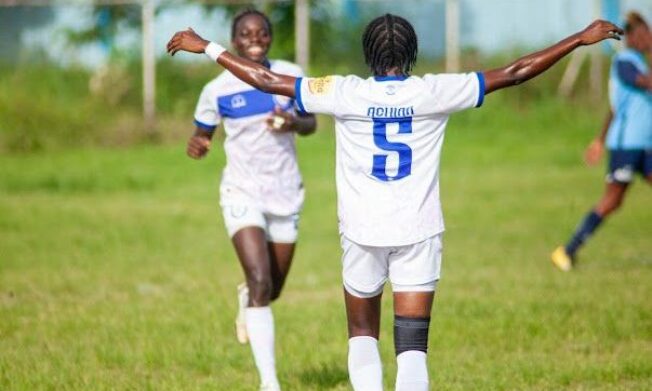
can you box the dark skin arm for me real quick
[483,20,623,94]
[167,21,622,98]
[187,127,213,159]
[167,30,303,98]
[584,109,612,166]
[266,106,317,136]
[187,109,316,160]
[632,70,652,91]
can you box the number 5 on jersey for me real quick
[371,117,413,181]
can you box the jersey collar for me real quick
[374,75,408,82]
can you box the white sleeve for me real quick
[423,72,485,114]
[193,84,220,131]
[295,75,341,115]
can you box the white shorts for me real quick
[222,205,299,243]
[341,234,442,298]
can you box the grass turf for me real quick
[1,95,650,390]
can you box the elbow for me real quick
[252,69,277,93]
[504,60,533,86]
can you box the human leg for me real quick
[552,151,637,270]
[268,242,295,301]
[388,235,441,391]
[564,182,629,258]
[341,237,389,391]
[222,204,278,389]
[345,290,384,391]
[231,228,280,389]
[233,227,274,306]
[393,291,434,391]
[265,213,300,301]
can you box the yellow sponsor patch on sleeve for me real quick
[307,76,334,95]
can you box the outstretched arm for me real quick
[483,20,623,94]
[167,29,297,97]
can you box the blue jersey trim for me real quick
[616,60,642,88]
[475,72,486,107]
[295,77,306,114]
[217,89,276,119]
[194,119,217,132]
[374,75,408,82]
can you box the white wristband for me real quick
[204,42,226,62]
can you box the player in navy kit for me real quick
[169,14,622,391]
[187,9,316,391]
[552,11,652,271]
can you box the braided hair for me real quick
[362,14,418,76]
[231,8,273,40]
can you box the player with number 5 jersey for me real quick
[168,13,623,391]
[296,72,482,247]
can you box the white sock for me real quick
[348,336,383,391]
[395,350,428,391]
[245,307,279,388]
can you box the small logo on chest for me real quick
[231,94,247,108]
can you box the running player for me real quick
[186,9,316,391]
[168,14,622,391]
[551,11,652,271]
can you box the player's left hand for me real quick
[578,20,624,45]
[584,138,604,166]
[167,28,209,56]
[266,106,295,133]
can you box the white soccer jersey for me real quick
[296,73,485,246]
[194,60,306,216]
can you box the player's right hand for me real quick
[584,139,604,166]
[578,20,624,46]
[187,135,211,159]
[167,28,209,56]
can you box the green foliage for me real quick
[64,4,142,48]
[0,49,609,153]
[0,59,222,153]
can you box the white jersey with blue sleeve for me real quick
[194,60,306,216]
[295,73,485,246]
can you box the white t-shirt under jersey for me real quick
[295,73,485,246]
[194,60,305,216]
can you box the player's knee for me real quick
[247,271,273,304]
[394,315,430,356]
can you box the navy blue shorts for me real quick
[607,149,652,184]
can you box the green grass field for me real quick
[1,94,651,390]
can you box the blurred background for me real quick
[1,1,651,390]
[1,0,651,152]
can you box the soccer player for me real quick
[551,12,652,271]
[168,14,622,391]
[186,9,316,391]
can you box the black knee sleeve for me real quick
[394,315,430,355]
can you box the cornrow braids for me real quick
[231,8,272,40]
[362,14,418,77]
